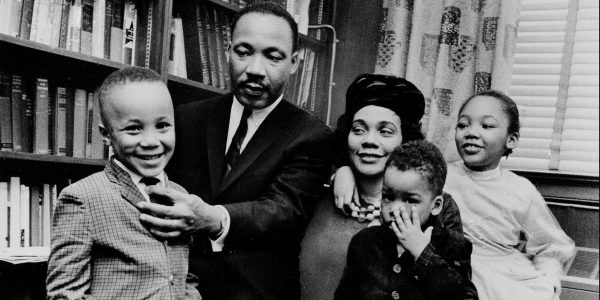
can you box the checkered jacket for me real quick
[46,158,192,299]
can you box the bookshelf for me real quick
[0,0,335,298]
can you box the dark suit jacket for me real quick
[47,158,192,300]
[168,94,334,300]
[334,217,479,300]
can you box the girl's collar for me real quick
[459,161,502,180]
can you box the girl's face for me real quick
[348,105,403,178]
[455,96,518,171]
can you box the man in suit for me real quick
[136,2,334,300]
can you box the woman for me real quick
[299,74,463,300]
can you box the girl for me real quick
[446,90,575,300]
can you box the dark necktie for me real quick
[139,177,164,204]
[224,107,252,178]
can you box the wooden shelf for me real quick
[0,152,105,167]
[0,152,106,182]
[205,0,242,13]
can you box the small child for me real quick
[446,90,575,300]
[335,140,478,300]
[46,67,200,300]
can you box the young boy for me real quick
[335,140,478,300]
[46,67,200,300]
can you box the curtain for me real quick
[374,0,521,160]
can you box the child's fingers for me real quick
[393,210,407,232]
[390,221,401,238]
[400,206,412,227]
[352,187,360,207]
[410,206,420,226]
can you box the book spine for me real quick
[103,0,112,59]
[197,4,211,85]
[80,0,94,55]
[0,182,8,247]
[122,0,136,65]
[53,86,68,156]
[22,87,33,153]
[109,0,123,63]
[84,91,93,158]
[29,0,40,41]
[29,184,41,246]
[19,0,35,40]
[92,0,105,58]
[72,88,87,158]
[49,0,63,47]
[33,78,50,154]
[58,0,70,49]
[219,11,231,90]
[212,8,226,90]
[203,5,219,88]
[34,0,51,45]
[10,74,23,152]
[8,177,21,248]
[66,0,82,52]
[0,72,13,152]
[91,91,104,159]
[19,184,30,247]
[65,87,75,156]
[172,17,187,78]
[41,183,50,246]
[7,0,25,37]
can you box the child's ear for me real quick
[99,123,111,146]
[506,131,519,150]
[430,195,444,216]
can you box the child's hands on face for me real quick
[389,206,433,260]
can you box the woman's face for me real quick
[348,105,403,178]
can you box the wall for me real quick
[330,0,383,126]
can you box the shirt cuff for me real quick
[209,205,230,252]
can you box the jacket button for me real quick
[391,291,400,299]
[169,275,174,285]
[414,275,419,280]
[393,264,401,273]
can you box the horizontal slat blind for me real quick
[505,0,599,176]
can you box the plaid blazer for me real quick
[46,158,192,300]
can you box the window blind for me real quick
[505,0,599,176]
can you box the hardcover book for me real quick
[10,74,23,152]
[33,78,51,155]
[80,0,94,55]
[0,72,13,152]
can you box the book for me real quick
[103,0,112,59]
[219,11,232,90]
[22,84,34,153]
[72,88,87,158]
[19,0,35,40]
[29,0,41,41]
[203,5,219,88]
[90,91,104,159]
[80,0,94,55]
[10,75,23,152]
[8,177,20,248]
[91,0,105,58]
[122,0,136,65]
[29,184,41,247]
[66,0,82,52]
[50,184,57,221]
[179,1,210,84]
[19,184,30,247]
[41,183,50,246]
[0,72,13,152]
[49,0,64,47]
[4,0,25,37]
[58,0,70,49]
[168,17,187,78]
[109,0,124,63]
[85,91,94,158]
[0,182,8,247]
[33,78,51,154]
[212,8,226,89]
[53,86,68,156]
[65,87,75,156]
[34,0,52,45]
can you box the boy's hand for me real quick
[390,206,433,260]
[137,186,223,239]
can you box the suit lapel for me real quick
[105,158,146,206]
[218,100,295,195]
[206,95,232,196]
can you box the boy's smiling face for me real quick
[381,167,443,226]
[100,81,175,178]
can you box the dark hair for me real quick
[334,74,425,166]
[231,1,299,52]
[458,89,520,156]
[99,66,164,126]
[386,140,447,196]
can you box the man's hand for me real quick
[136,185,223,239]
[390,206,433,260]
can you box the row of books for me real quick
[0,0,138,65]
[0,177,58,248]
[0,72,106,159]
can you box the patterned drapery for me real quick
[375,0,521,160]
